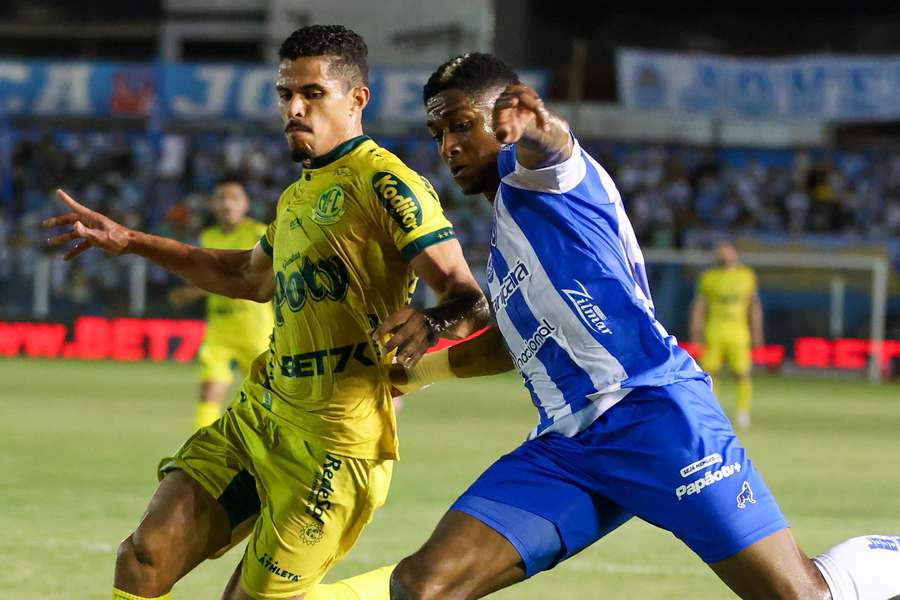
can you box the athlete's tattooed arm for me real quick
[446,326,512,378]
[375,238,488,367]
[389,326,513,394]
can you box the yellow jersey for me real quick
[250,134,455,460]
[200,219,275,344]
[697,265,757,333]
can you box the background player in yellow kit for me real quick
[44,25,488,600]
[690,240,764,429]
[169,179,274,430]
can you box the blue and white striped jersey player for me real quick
[311,53,900,600]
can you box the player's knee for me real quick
[116,530,175,594]
[391,553,472,600]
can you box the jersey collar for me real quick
[303,135,371,170]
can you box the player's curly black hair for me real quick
[423,52,519,104]
[278,25,369,87]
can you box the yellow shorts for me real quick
[197,338,265,384]
[702,327,752,377]
[159,382,393,599]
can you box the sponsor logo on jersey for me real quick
[312,186,345,225]
[866,536,900,552]
[680,453,723,478]
[274,254,349,326]
[372,171,422,232]
[306,453,342,525]
[515,318,555,369]
[491,260,529,312]
[561,280,612,335]
[675,462,742,500]
[301,521,325,546]
[257,552,301,583]
[736,481,756,508]
[280,342,375,378]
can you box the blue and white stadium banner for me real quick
[0,60,547,123]
[617,48,900,121]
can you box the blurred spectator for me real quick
[3,128,899,318]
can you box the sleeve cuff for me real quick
[259,235,274,257]
[399,227,456,261]
[503,135,586,195]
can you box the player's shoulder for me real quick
[700,266,721,280]
[279,177,301,198]
[199,225,218,245]
[274,176,303,210]
[736,264,756,279]
[242,217,267,232]
[353,139,439,205]
[237,219,267,240]
[356,140,425,183]
[738,265,757,286]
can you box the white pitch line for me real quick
[27,539,117,554]
[559,560,707,577]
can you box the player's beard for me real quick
[285,128,314,163]
[288,138,312,163]
[291,148,310,163]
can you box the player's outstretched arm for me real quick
[374,239,489,367]
[44,189,274,302]
[391,326,513,395]
[168,285,209,309]
[492,83,573,169]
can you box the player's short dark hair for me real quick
[423,52,520,104]
[278,25,369,87]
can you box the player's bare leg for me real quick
[709,528,830,599]
[221,559,310,600]
[221,560,253,600]
[711,528,900,599]
[195,380,229,430]
[115,469,232,597]
[390,510,525,600]
[734,372,752,429]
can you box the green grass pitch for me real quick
[1,358,898,599]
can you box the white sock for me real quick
[813,535,900,599]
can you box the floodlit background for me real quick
[1,1,899,598]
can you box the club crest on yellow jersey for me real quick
[312,186,346,225]
[372,171,422,232]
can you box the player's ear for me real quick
[349,85,370,115]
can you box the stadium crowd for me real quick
[3,129,900,318]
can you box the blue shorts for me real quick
[451,379,788,577]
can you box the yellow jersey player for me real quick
[690,240,764,429]
[44,25,488,600]
[168,179,274,431]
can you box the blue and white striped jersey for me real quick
[487,137,706,440]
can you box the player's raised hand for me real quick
[492,83,551,145]
[43,189,131,260]
[373,306,437,368]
